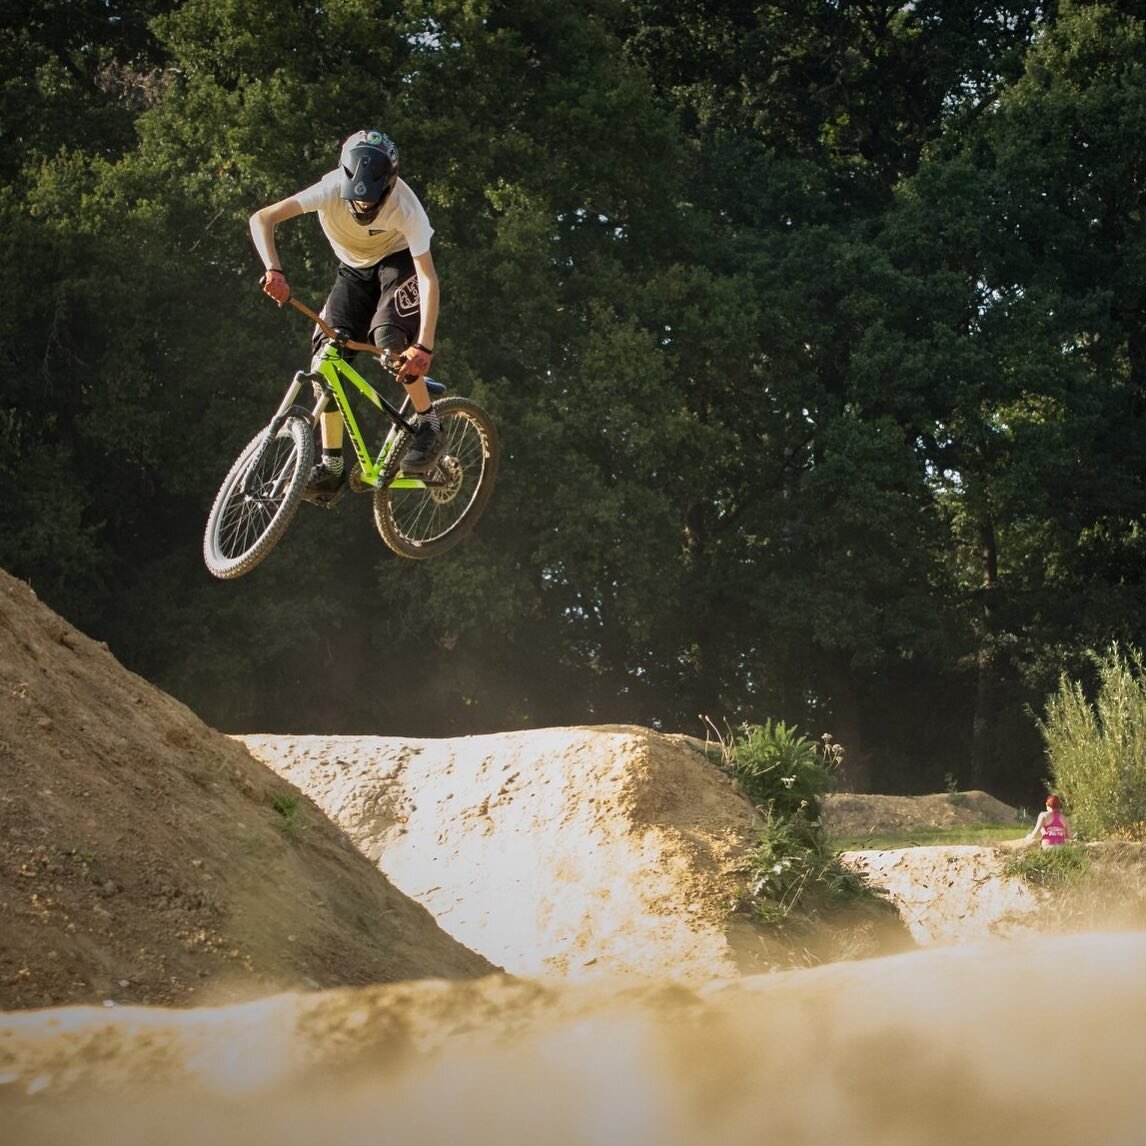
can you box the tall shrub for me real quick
[707,720,862,922]
[1037,644,1146,839]
[713,720,840,825]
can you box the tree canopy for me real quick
[3,0,1145,802]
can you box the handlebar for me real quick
[284,296,402,371]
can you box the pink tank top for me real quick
[1042,811,1067,846]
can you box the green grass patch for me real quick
[270,790,302,836]
[831,823,1028,851]
[1003,841,1089,888]
[998,842,1146,932]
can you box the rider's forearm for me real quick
[417,272,439,349]
[249,209,282,272]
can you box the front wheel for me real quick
[203,417,314,579]
[373,396,499,559]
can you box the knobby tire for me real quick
[373,396,499,559]
[203,416,314,579]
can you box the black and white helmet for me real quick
[339,130,399,224]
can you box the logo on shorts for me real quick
[394,275,420,318]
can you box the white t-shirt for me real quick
[294,171,434,268]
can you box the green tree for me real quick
[885,1,1146,791]
[0,0,176,180]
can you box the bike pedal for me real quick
[302,484,348,509]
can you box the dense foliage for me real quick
[4,1,1146,802]
[709,719,841,826]
[1039,643,1146,837]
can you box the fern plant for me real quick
[706,718,840,825]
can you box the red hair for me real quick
[1046,794,1062,811]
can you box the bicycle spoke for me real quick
[217,437,293,558]
[204,422,312,576]
[372,396,498,560]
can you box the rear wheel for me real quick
[203,417,314,579]
[373,396,499,559]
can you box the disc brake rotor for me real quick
[429,455,464,504]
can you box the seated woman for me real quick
[1022,794,1073,848]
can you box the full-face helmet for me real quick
[339,130,399,224]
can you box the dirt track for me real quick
[5,934,1146,1146]
[838,845,1043,944]
[4,566,1146,1145]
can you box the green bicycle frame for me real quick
[310,343,427,490]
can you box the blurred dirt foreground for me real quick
[2,567,1145,1146]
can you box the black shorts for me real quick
[311,247,421,357]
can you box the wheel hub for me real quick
[429,455,463,504]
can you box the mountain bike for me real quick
[203,297,498,579]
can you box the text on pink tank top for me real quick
[1043,811,1067,845]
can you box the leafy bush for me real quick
[707,718,840,826]
[706,719,870,923]
[1037,643,1146,839]
[744,809,871,923]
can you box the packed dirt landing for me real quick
[4,932,1144,1146]
[237,726,781,983]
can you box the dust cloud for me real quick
[5,932,1144,1146]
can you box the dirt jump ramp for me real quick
[238,726,769,983]
[0,569,495,1011]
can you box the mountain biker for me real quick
[248,129,443,492]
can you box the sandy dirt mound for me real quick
[237,727,773,983]
[840,846,1043,944]
[822,790,1021,839]
[0,571,494,1011]
[4,933,1145,1146]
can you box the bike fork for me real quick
[273,370,331,423]
[241,373,330,498]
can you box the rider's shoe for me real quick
[302,460,347,506]
[401,417,445,475]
